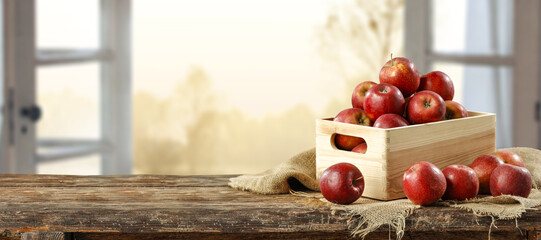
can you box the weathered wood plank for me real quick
[529,229,541,240]
[407,206,541,231]
[0,175,232,188]
[0,175,537,237]
[0,186,538,231]
[0,203,347,233]
[0,186,295,204]
[71,230,533,240]
[20,232,67,240]
[0,188,538,233]
[0,229,21,240]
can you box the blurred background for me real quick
[1,0,540,175]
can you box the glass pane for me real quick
[37,0,99,49]
[37,63,100,139]
[431,0,513,56]
[37,154,101,175]
[431,62,512,148]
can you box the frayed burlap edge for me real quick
[339,199,419,240]
[228,148,319,194]
[444,189,541,240]
[292,190,541,240]
[291,190,420,240]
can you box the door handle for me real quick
[20,105,41,122]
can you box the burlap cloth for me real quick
[229,147,541,239]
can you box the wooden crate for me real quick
[315,111,496,200]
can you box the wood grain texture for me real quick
[20,232,66,240]
[71,230,535,240]
[0,175,537,239]
[316,111,496,200]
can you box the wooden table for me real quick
[0,175,539,240]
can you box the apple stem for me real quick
[354,176,364,183]
[390,53,394,67]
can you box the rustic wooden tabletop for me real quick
[0,174,538,240]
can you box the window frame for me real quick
[405,0,541,148]
[2,0,132,174]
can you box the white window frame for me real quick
[405,0,541,148]
[2,0,132,174]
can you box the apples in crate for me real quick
[316,55,496,201]
[316,111,495,200]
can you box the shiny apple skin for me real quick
[492,151,525,167]
[403,161,446,205]
[319,163,365,204]
[333,108,370,151]
[379,57,420,98]
[351,143,367,154]
[444,101,468,120]
[418,71,455,101]
[470,154,504,194]
[363,83,405,122]
[373,113,409,129]
[407,90,446,124]
[490,164,532,198]
[351,81,377,109]
[442,164,479,201]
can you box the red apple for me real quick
[444,100,469,120]
[442,164,479,201]
[352,143,367,154]
[379,56,420,98]
[319,162,364,204]
[490,164,532,198]
[492,151,525,167]
[351,81,377,109]
[333,108,371,151]
[407,90,446,124]
[469,154,504,194]
[363,83,405,122]
[373,113,409,129]
[418,71,455,100]
[403,161,447,205]
[403,96,412,118]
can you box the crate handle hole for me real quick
[330,133,367,154]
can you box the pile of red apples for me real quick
[334,56,466,153]
[403,150,532,206]
[319,56,533,205]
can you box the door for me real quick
[2,0,132,174]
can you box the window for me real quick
[405,0,541,148]
[132,0,341,175]
[1,0,132,174]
